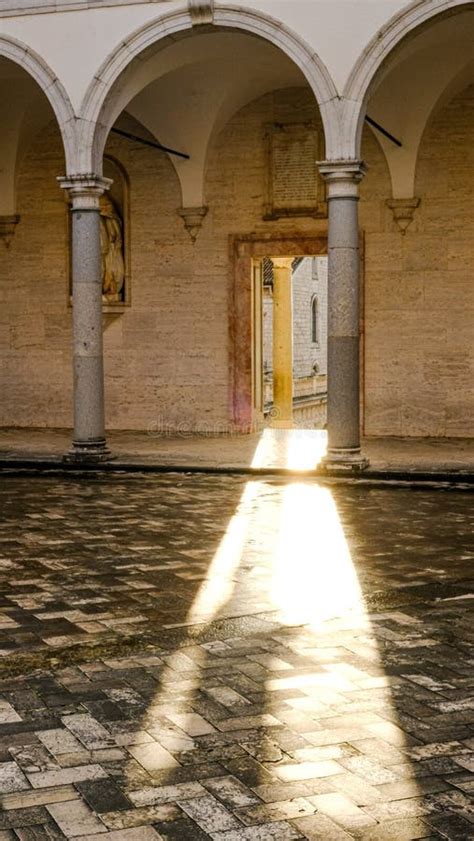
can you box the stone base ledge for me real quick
[63,440,114,463]
[321,448,370,472]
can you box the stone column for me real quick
[58,174,112,461]
[271,257,293,428]
[318,161,368,468]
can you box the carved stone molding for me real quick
[318,160,368,199]
[188,0,214,26]
[57,174,111,210]
[178,206,208,243]
[0,215,20,248]
[386,197,420,234]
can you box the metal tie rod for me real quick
[111,127,190,159]
[365,116,402,148]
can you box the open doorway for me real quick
[252,255,328,431]
[232,233,328,436]
[263,256,328,429]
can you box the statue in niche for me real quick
[100,195,125,303]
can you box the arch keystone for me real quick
[189,0,214,26]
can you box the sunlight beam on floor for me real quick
[250,428,327,471]
[187,478,364,629]
[186,482,259,625]
[269,483,365,627]
[143,478,421,817]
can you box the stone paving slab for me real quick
[0,428,473,477]
[0,474,473,839]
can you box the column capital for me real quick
[270,257,293,272]
[57,174,112,210]
[317,160,367,199]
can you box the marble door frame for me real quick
[229,233,329,433]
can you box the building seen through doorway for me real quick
[262,256,328,430]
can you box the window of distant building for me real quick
[311,295,319,344]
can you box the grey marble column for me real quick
[318,161,369,469]
[58,174,112,461]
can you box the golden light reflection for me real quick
[187,479,364,629]
[270,483,364,627]
[251,428,327,471]
[135,478,420,814]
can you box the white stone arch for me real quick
[343,0,474,160]
[77,5,339,174]
[0,34,76,171]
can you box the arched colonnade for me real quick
[1,0,473,465]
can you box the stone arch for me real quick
[0,34,76,171]
[343,0,474,159]
[77,5,339,173]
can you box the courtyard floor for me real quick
[0,474,473,840]
[0,429,473,476]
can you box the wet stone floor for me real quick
[0,474,473,841]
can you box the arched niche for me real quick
[66,155,130,310]
[103,155,131,309]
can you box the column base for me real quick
[321,447,369,472]
[63,439,114,463]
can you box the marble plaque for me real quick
[264,122,325,220]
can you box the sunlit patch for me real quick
[186,482,260,624]
[188,479,364,628]
[127,478,421,812]
[269,484,365,627]
[251,428,327,471]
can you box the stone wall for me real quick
[292,257,328,379]
[0,83,472,437]
[0,124,72,428]
[0,88,321,433]
[361,84,474,437]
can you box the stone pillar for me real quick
[271,257,293,428]
[58,174,112,461]
[318,161,368,469]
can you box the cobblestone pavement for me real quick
[0,474,473,840]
